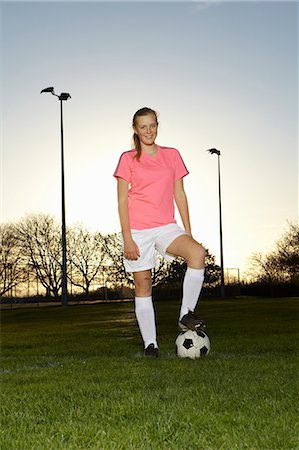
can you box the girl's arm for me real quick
[117,178,140,260]
[174,178,192,236]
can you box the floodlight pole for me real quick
[60,96,67,306]
[207,148,225,298]
[41,87,71,306]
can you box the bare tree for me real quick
[17,214,63,298]
[0,223,26,296]
[151,256,172,287]
[275,222,299,282]
[67,226,106,295]
[248,222,299,283]
[102,233,132,290]
[248,251,280,283]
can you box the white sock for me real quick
[135,296,158,349]
[179,268,205,320]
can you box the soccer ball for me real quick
[175,329,211,359]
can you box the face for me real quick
[134,113,158,147]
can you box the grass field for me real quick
[1,296,298,450]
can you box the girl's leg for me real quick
[166,235,206,326]
[133,270,158,350]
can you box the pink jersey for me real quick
[113,145,189,230]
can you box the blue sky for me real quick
[1,1,298,275]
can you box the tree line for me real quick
[248,222,298,285]
[1,214,221,299]
[1,215,297,300]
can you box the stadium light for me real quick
[207,148,225,298]
[41,87,71,306]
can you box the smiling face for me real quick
[134,113,158,148]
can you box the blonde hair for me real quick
[132,107,158,160]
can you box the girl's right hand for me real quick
[123,238,140,260]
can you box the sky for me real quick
[1,0,298,277]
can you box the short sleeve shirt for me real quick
[113,145,189,230]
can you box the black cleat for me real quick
[178,311,206,331]
[144,343,159,358]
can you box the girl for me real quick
[114,107,206,357]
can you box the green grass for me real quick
[1,297,298,450]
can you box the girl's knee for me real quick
[134,272,152,297]
[188,242,206,268]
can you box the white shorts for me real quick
[123,223,187,273]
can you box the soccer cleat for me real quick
[178,311,206,331]
[144,343,159,358]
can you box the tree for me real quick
[152,255,172,287]
[102,233,132,290]
[0,223,26,296]
[248,252,280,283]
[275,222,299,282]
[67,226,106,295]
[248,222,299,283]
[17,214,63,298]
[204,249,222,286]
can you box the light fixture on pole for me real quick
[207,148,225,298]
[41,87,71,306]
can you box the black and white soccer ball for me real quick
[175,329,211,359]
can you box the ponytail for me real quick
[133,133,142,160]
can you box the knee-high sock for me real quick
[179,267,205,320]
[135,296,157,349]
